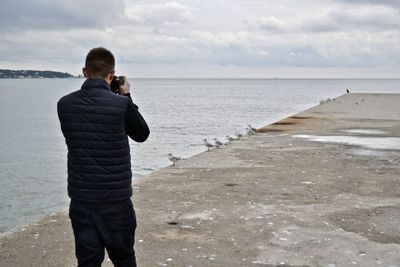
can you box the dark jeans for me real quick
[69,199,137,267]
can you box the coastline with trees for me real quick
[0,69,75,79]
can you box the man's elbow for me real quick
[132,128,150,143]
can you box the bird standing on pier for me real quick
[167,153,183,166]
[248,125,257,132]
[235,133,243,139]
[214,138,224,148]
[346,89,350,93]
[203,139,214,151]
[226,135,237,144]
[246,127,256,135]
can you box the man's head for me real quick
[83,47,115,83]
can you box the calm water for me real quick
[0,78,399,233]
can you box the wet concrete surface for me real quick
[0,93,400,266]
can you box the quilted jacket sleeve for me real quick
[124,94,150,142]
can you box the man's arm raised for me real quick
[121,78,150,142]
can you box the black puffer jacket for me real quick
[57,78,149,202]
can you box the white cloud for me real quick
[254,4,400,33]
[327,5,400,30]
[256,16,287,32]
[125,1,193,30]
[336,0,400,8]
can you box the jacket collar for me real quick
[81,78,111,91]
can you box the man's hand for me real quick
[119,77,131,95]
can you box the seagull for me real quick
[246,127,256,135]
[235,132,243,139]
[248,124,257,132]
[214,138,224,148]
[346,88,350,93]
[226,135,238,143]
[203,139,214,151]
[167,153,183,166]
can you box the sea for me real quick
[0,78,399,234]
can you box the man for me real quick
[57,47,150,267]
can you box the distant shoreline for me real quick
[0,77,82,79]
[0,69,76,79]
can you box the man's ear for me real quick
[107,71,115,84]
[82,67,88,78]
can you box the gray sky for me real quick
[0,0,399,78]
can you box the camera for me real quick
[110,76,125,94]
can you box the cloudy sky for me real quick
[0,0,399,78]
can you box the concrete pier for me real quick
[1,93,399,266]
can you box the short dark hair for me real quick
[85,47,115,78]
